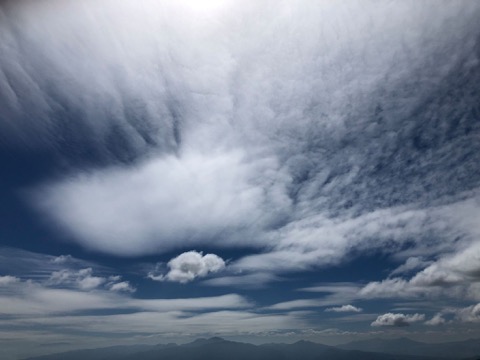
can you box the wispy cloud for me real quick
[4,0,475,278]
[325,305,362,313]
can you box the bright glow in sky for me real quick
[178,0,231,13]
[0,0,480,359]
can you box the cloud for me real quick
[109,281,136,293]
[425,313,446,326]
[371,313,425,327]
[267,299,325,311]
[325,305,362,313]
[0,271,302,358]
[390,257,433,276]
[0,276,251,316]
[453,303,480,323]
[6,0,476,275]
[51,255,74,264]
[47,267,135,292]
[297,283,361,307]
[148,251,226,283]
[359,235,480,303]
[0,275,19,286]
[0,247,101,281]
[48,268,106,290]
[425,303,480,325]
[202,272,280,288]
[33,151,290,256]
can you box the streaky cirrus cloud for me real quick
[148,251,226,283]
[325,305,362,313]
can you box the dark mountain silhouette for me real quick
[339,337,480,359]
[21,344,154,360]
[24,337,440,360]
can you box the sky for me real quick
[1,0,480,358]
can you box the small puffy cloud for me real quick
[0,275,20,286]
[109,281,136,293]
[325,304,362,313]
[371,313,425,327]
[454,302,480,323]
[149,251,226,283]
[51,255,73,264]
[425,313,446,326]
[48,268,105,290]
[77,275,105,290]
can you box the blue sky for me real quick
[1,0,480,359]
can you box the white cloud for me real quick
[109,281,136,293]
[0,247,100,282]
[390,257,432,276]
[51,255,73,264]
[267,299,324,311]
[2,0,480,355]
[359,235,480,303]
[0,275,19,286]
[34,151,289,256]
[9,0,477,277]
[424,303,480,326]
[48,268,105,290]
[0,276,251,316]
[425,313,446,326]
[325,305,362,313]
[453,303,480,323]
[371,313,425,327]
[148,251,226,283]
[46,267,135,293]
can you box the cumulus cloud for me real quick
[109,281,136,293]
[0,275,19,286]
[425,313,446,326]
[148,251,226,283]
[371,313,425,327]
[325,305,362,313]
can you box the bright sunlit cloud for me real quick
[177,0,232,15]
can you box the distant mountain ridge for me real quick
[339,337,480,359]
[24,336,475,360]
